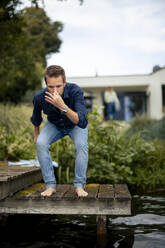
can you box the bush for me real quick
[86,109,165,189]
[0,104,165,190]
[125,116,165,141]
[0,104,36,160]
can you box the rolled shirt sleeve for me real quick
[30,95,43,126]
[73,88,88,129]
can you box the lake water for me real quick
[0,191,165,248]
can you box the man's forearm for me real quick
[34,126,40,134]
[33,126,40,144]
[65,106,79,124]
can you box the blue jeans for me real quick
[36,120,88,189]
[107,102,116,120]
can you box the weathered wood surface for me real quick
[98,184,114,200]
[96,215,108,236]
[0,162,42,200]
[0,184,131,215]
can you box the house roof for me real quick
[66,67,165,88]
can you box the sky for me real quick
[25,0,165,77]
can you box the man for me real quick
[31,65,88,197]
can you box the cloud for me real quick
[123,37,165,53]
[23,0,165,75]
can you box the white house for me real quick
[67,67,165,121]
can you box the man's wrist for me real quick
[61,105,69,114]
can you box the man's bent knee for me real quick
[36,139,49,151]
[75,142,88,153]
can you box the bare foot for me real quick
[41,187,56,197]
[75,187,88,197]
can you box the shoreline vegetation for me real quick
[0,104,165,192]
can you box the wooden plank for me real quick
[0,196,131,215]
[13,183,45,200]
[0,171,22,175]
[50,184,71,200]
[62,185,78,200]
[114,184,131,200]
[98,184,114,200]
[83,184,100,199]
[16,184,77,201]
[0,175,16,182]
[0,167,40,180]
[29,184,71,201]
[0,170,26,182]
[0,164,42,200]
[0,165,39,173]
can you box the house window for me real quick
[103,91,147,121]
[84,91,93,113]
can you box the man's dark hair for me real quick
[44,65,66,84]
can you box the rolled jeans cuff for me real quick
[46,183,56,189]
[74,183,85,189]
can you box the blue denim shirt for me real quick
[30,82,88,129]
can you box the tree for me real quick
[0,0,83,103]
[0,2,63,103]
[152,65,162,73]
[30,0,83,7]
[22,7,63,66]
[0,0,38,103]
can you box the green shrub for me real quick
[0,104,165,190]
[86,109,165,189]
[0,125,36,161]
[0,104,37,160]
[125,116,165,140]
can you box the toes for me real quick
[41,192,51,197]
[75,188,88,197]
[40,188,56,197]
[79,193,88,197]
[82,192,88,197]
[41,192,46,196]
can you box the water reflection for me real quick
[133,232,165,248]
[111,214,165,225]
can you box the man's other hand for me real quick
[34,133,39,144]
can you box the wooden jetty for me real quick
[0,183,131,215]
[0,162,42,200]
[0,183,131,235]
[0,163,131,235]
